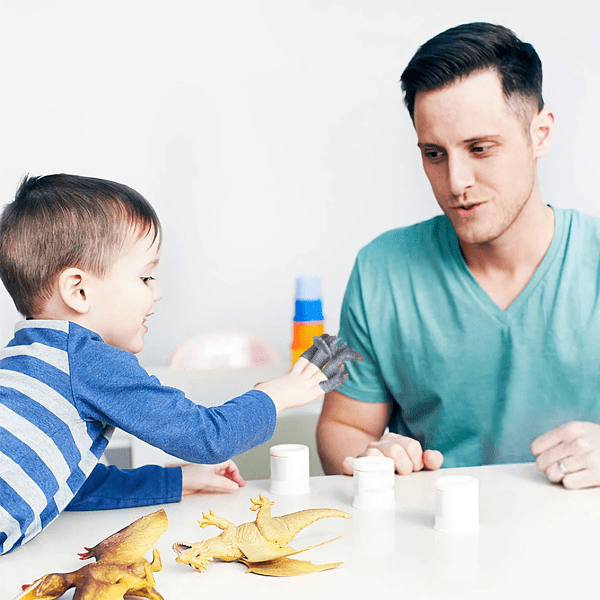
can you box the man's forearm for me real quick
[316,416,378,475]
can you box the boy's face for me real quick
[413,69,543,247]
[85,229,161,354]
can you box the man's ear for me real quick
[531,109,555,159]
[57,268,91,315]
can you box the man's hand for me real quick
[341,432,444,475]
[180,460,246,496]
[531,421,600,489]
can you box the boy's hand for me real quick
[299,334,362,393]
[180,460,245,496]
[255,335,361,413]
[254,357,329,413]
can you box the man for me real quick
[317,22,600,490]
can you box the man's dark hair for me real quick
[0,174,161,317]
[400,22,544,123]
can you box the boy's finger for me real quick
[319,369,347,392]
[208,474,240,492]
[223,461,246,486]
[291,356,320,374]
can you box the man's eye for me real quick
[471,145,491,155]
[424,150,444,161]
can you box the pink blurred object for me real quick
[168,331,281,371]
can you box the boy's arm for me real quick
[71,330,279,463]
[65,463,182,511]
[70,328,356,465]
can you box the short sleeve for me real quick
[336,255,389,403]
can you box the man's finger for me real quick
[562,468,600,490]
[531,422,584,456]
[366,443,413,475]
[342,456,355,475]
[423,449,444,470]
[399,438,424,471]
[534,441,571,471]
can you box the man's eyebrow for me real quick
[463,134,504,143]
[417,135,504,149]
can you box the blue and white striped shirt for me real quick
[0,320,277,554]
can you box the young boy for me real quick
[0,174,348,555]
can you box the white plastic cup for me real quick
[352,456,396,510]
[434,475,480,533]
[269,444,310,495]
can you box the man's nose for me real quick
[447,153,475,197]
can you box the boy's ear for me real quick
[57,268,91,315]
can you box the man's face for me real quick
[413,69,539,247]
[85,229,161,354]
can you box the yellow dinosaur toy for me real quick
[173,495,351,576]
[14,509,168,600]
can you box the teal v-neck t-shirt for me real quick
[337,207,600,467]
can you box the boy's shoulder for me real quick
[2,320,72,368]
[3,319,146,390]
[8,319,97,349]
[5,319,128,365]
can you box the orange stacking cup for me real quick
[291,276,325,365]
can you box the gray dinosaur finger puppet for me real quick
[300,334,362,393]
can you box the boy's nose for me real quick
[150,280,161,302]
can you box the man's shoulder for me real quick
[559,206,600,231]
[358,214,450,259]
[556,207,600,254]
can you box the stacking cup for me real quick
[352,456,396,510]
[269,444,310,495]
[434,475,480,533]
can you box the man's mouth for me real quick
[452,202,482,213]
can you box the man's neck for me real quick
[459,200,555,310]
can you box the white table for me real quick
[2,464,598,599]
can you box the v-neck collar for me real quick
[444,206,564,324]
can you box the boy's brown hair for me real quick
[0,174,161,317]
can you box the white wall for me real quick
[0,0,598,366]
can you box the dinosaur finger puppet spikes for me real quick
[300,334,362,393]
[173,494,351,577]
[14,509,168,600]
